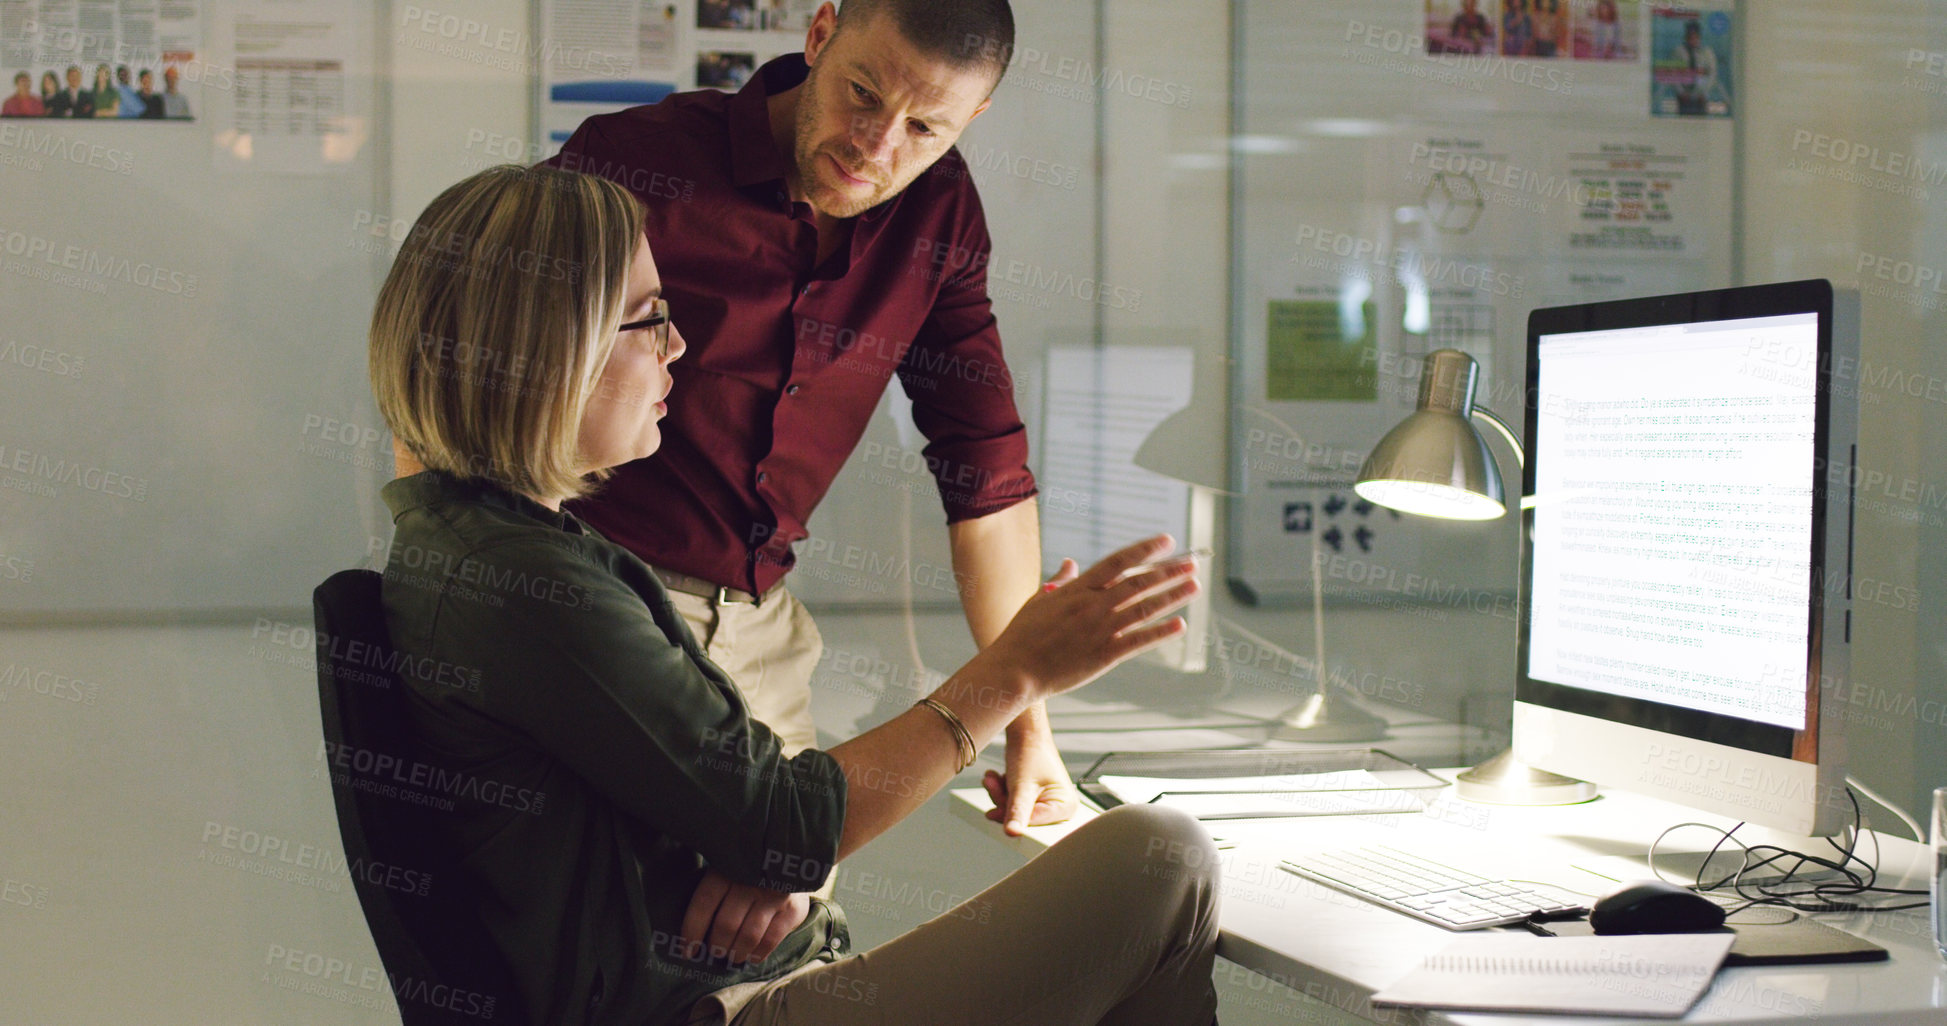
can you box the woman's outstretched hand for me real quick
[982,534,1201,701]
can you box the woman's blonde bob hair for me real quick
[370,164,645,503]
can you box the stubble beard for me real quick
[792,67,892,219]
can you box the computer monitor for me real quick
[1514,280,1858,837]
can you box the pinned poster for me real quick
[1650,6,1733,118]
[0,0,202,121]
[214,0,360,173]
[539,0,821,154]
[1265,299,1379,403]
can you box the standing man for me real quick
[113,65,144,117]
[47,66,91,118]
[135,69,163,118]
[544,0,1075,835]
[159,65,191,118]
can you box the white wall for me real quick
[1741,1,1947,818]
[0,2,384,618]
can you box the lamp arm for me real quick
[1470,406,1537,512]
[1470,407,1524,470]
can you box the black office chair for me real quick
[313,569,530,1026]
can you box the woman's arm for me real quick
[675,535,1195,966]
[824,534,1197,862]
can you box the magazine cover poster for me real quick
[1572,0,1640,60]
[1500,0,1571,59]
[1427,0,1498,56]
[1651,6,1732,117]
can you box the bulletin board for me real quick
[0,0,382,618]
[1227,0,1737,607]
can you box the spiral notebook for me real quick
[1371,933,1735,1017]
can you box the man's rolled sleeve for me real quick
[437,539,846,891]
[898,218,1037,524]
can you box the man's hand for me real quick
[982,725,1078,836]
[678,868,810,966]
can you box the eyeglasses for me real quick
[617,298,672,360]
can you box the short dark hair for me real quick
[835,0,1014,85]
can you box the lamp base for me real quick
[1271,691,1388,743]
[1453,749,1598,805]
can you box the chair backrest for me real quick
[313,569,530,1026]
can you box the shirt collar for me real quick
[382,470,583,534]
[727,53,898,223]
[728,54,803,190]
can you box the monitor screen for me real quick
[1527,311,1819,734]
[1514,279,1853,835]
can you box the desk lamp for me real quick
[1135,394,1386,743]
[1354,349,1595,804]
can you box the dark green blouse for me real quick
[377,471,849,1026]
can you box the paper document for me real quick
[1150,790,1424,819]
[1373,933,1735,1018]
[1097,770,1390,805]
[1095,769,1424,818]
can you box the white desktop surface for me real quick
[950,777,1947,1024]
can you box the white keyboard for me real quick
[1280,845,1588,930]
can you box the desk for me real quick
[950,777,1946,1024]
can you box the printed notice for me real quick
[215,0,356,173]
[1566,141,1693,255]
[1040,346,1191,573]
[1266,299,1379,402]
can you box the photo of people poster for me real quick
[0,1,201,120]
[1650,6,1732,117]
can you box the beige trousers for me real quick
[664,584,823,758]
[665,584,833,902]
[685,803,1222,1026]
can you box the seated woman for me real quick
[367,164,1221,1026]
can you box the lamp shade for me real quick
[1133,402,1231,491]
[1352,349,1507,521]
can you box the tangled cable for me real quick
[1646,788,1929,915]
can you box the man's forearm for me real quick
[947,498,1043,647]
[946,499,1045,734]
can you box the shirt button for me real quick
[786,384,801,396]
[800,284,811,296]
[757,472,770,484]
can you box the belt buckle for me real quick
[714,585,743,607]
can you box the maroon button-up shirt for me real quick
[548,55,1036,596]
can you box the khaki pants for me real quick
[685,803,1222,1026]
[664,585,823,758]
[666,584,831,900]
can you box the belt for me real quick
[650,565,764,606]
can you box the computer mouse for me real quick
[1589,880,1728,934]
